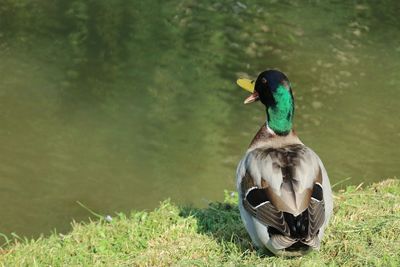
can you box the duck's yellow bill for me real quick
[237,78,259,104]
[236,78,255,93]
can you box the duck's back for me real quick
[237,134,333,255]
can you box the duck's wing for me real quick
[308,182,325,236]
[241,171,291,236]
[238,144,325,238]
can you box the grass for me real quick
[0,179,399,266]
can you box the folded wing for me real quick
[240,144,325,245]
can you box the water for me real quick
[0,0,399,240]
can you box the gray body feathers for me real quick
[236,129,333,256]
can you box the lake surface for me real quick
[0,0,399,240]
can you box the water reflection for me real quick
[0,0,399,239]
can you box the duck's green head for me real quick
[237,70,295,135]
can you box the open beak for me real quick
[236,78,259,104]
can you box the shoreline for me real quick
[1,179,399,266]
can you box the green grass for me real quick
[1,179,399,266]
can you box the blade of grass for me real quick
[76,201,103,219]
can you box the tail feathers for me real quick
[270,234,321,250]
[269,208,322,250]
[271,183,325,251]
[284,211,309,238]
[270,235,296,249]
[302,236,321,248]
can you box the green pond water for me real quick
[0,0,399,239]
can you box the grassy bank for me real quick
[1,179,399,266]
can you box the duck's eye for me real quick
[261,78,267,84]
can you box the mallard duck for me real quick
[236,70,333,256]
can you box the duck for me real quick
[236,70,333,256]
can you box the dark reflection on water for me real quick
[0,0,399,239]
